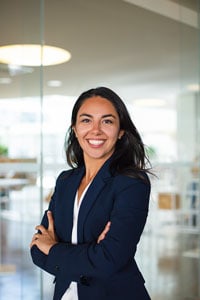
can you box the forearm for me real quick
[43,209,147,281]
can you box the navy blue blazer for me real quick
[31,158,151,300]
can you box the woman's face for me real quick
[73,96,124,163]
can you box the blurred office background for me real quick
[0,0,199,299]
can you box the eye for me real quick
[80,118,91,123]
[102,119,113,124]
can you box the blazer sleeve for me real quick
[31,176,150,281]
[30,207,56,275]
[30,172,63,275]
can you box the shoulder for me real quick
[55,167,82,183]
[110,171,151,195]
[113,171,150,186]
[57,168,74,178]
[106,172,151,210]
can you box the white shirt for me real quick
[61,182,91,300]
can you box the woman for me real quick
[30,87,151,300]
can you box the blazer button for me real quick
[80,275,90,286]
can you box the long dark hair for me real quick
[65,87,151,178]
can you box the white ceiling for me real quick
[0,0,199,106]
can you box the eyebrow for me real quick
[79,113,116,119]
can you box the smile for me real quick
[87,139,105,146]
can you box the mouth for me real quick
[87,139,105,146]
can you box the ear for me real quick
[118,130,125,140]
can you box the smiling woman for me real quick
[30,86,152,300]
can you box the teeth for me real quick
[88,140,104,145]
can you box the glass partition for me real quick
[0,1,199,299]
[0,1,43,299]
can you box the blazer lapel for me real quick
[77,160,111,243]
[62,167,85,241]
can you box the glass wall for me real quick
[0,1,199,299]
[0,1,43,299]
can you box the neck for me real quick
[83,160,104,184]
[84,168,99,183]
[83,154,112,183]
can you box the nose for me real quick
[91,120,102,134]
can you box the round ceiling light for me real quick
[0,44,71,66]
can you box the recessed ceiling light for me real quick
[47,80,62,87]
[133,98,166,107]
[0,44,71,66]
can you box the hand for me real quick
[30,211,58,255]
[97,221,111,244]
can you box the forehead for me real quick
[78,96,118,115]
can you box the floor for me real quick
[0,186,200,300]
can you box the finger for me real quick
[47,210,54,231]
[97,232,107,243]
[97,221,111,244]
[35,225,46,233]
[104,221,111,233]
[97,235,103,244]
[102,221,111,235]
[30,235,39,248]
[32,233,39,242]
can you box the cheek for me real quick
[106,128,120,140]
[75,126,88,137]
